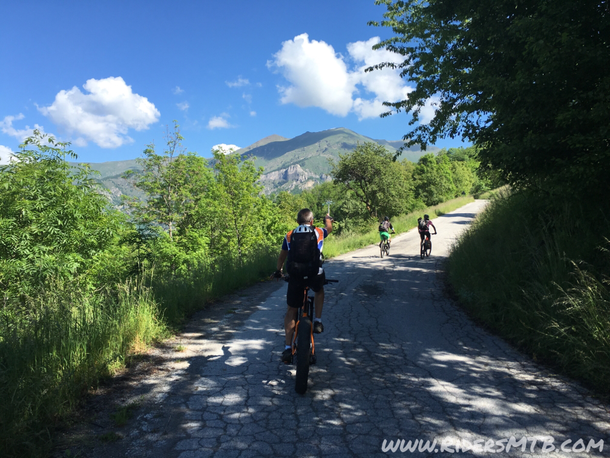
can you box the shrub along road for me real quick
[57,200,610,457]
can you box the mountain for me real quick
[82,127,439,203]
[238,127,438,194]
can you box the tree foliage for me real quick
[0,132,120,299]
[330,142,415,219]
[370,0,610,193]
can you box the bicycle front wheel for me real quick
[295,317,312,394]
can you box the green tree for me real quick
[330,142,415,219]
[413,153,457,206]
[123,123,216,274]
[370,0,610,193]
[0,132,119,299]
[211,151,279,262]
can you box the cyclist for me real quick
[379,216,395,248]
[274,208,333,364]
[418,214,437,246]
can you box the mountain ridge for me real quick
[81,127,440,203]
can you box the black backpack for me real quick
[418,219,427,231]
[287,226,321,280]
[379,220,390,232]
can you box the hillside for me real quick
[82,127,439,202]
[238,127,437,193]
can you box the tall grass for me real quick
[324,195,475,258]
[0,280,167,458]
[448,190,610,395]
[151,248,278,326]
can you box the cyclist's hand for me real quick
[271,270,283,280]
[324,214,334,223]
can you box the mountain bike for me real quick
[286,276,338,394]
[420,232,434,258]
[379,231,394,258]
[380,239,390,258]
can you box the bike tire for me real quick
[385,242,390,256]
[420,242,425,259]
[380,243,384,258]
[425,240,432,257]
[295,317,312,394]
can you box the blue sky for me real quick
[0,1,468,164]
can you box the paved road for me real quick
[75,201,610,457]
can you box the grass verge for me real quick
[447,189,610,396]
[0,280,167,458]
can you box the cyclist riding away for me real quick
[418,214,437,245]
[379,216,395,247]
[274,208,333,364]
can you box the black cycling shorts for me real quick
[287,271,326,308]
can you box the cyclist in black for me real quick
[418,214,437,244]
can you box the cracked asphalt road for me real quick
[70,201,610,457]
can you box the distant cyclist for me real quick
[379,216,395,247]
[417,214,437,245]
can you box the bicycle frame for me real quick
[285,276,337,394]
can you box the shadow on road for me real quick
[71,233,609,457]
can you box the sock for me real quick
[284,345,291,350]
[314,318,322,323]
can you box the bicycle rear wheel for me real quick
[295,317,312,394]
[425,239,432,257]
[385,241,390,256]
[380,242,384,258]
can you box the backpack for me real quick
[286,226,321,279]
[418,219,427,231]
[380,220,390,232]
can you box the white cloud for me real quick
[38,76,160,148]
[207,114,233,130]
[242,93,252,104]
[226,77,250,88]
[268,33,355,116]
[1,113,47,141]
[268,34,436,123]
[0,145,14,164]
[177,101,190,111]
[250,111,256,117]
[173,86,184,94]
[212,143,241,155]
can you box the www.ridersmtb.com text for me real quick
[381,437,604,454]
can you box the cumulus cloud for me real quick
[38,76,160,148]
[173,86,184,94]
[269,34,435,123]
[212,143,241,155]
[207,114,232,130]
[268,33,355,116]
[0,145,14,164]
[250,111,256,117]
[177,101,190,111]
[226,77,250,88]
[1,113,47,141]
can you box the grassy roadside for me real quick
[0,195,476,457]
[447,190,610,396]
[323,195,475,258]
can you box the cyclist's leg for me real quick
[310,271,326,320]
[285,279,303,345]
[284,306,298,346]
